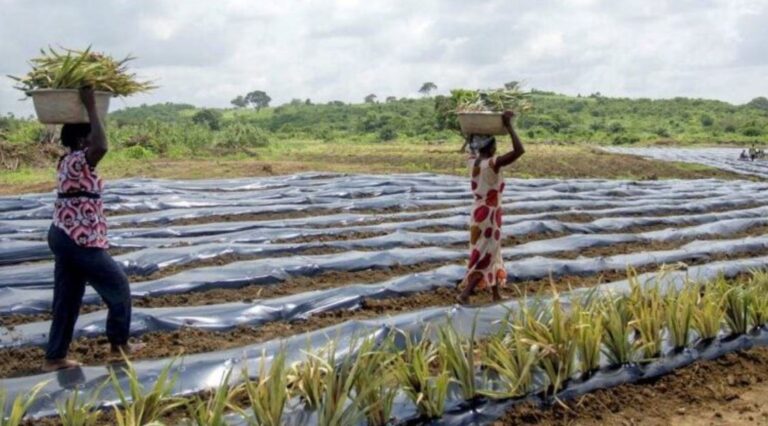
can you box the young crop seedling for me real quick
[393,332,451,420]
[601,295,638,366]
[287,345,328,410]
[183,368,244,426]
[0,382,48,426]
[480,330,539,398]
[665,286,696,351]
[313,342,368,426]
[723,286,751,336]
[572,298,604,375]
[350,337,398,426]
[439,321,479,401]
[56,382,108,426]
[628,283,665,360]
[109,357,185,426]
[243,350,289,426]
[692,279,726,342]
[517,298,576,394]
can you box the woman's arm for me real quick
[80,87,108,167]
[494,111,525,170]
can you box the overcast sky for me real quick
[1,0,767,115]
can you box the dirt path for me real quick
[496,346,768,425]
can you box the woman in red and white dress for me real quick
[457,111,525,304]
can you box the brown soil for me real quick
[495,346,768,426]
[0,304,105,329]
[132,261,457,308]
[115,204,460,229]
[278,230,389,244]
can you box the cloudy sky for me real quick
[1,0,766,115]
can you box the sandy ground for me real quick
[496,347,768,425]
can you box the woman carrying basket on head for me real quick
[43,87,143,372]
[457,111,525,305]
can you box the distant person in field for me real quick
[457,111,525,304]
[43,87,142,372]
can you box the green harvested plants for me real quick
[9,46,155,96]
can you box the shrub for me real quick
[612,135,640,145]
[191,109,222,131]
[122,145,154,159]
[607,122,625,134]
[377,127,397,141]
[218,122,269,149]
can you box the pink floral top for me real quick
[52,150,109,249]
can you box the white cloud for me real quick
[0,0,766,116]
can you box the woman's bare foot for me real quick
[42,358,81,372]
[456,294,471,305]
[110,342,146,356]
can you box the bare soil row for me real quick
[495,346,768,425]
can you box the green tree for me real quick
[385,96,397,103]
[747,97,768,111]
[364,94,377,104]
[504,81,520,90]
[245,90,272,111]
[230,95,247,108]
[192,109,222,130]
[418,82,437,96]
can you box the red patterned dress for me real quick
[461,155,507,291]
[52,150,109,249]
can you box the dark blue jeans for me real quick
[46,225,131,360]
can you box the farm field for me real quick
[0,141,745,196]
[606,146,768,180]
[2,168,768,424]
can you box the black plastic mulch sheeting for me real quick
[3,255,768,421]
[2,231,768,318]
[1,174,767,266]
[4,174,768,421]
[2,209,766,287]
[3,232,768,349]
[604,147,768,180]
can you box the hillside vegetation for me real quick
[2,92,767,161]
[0,91,764,192]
